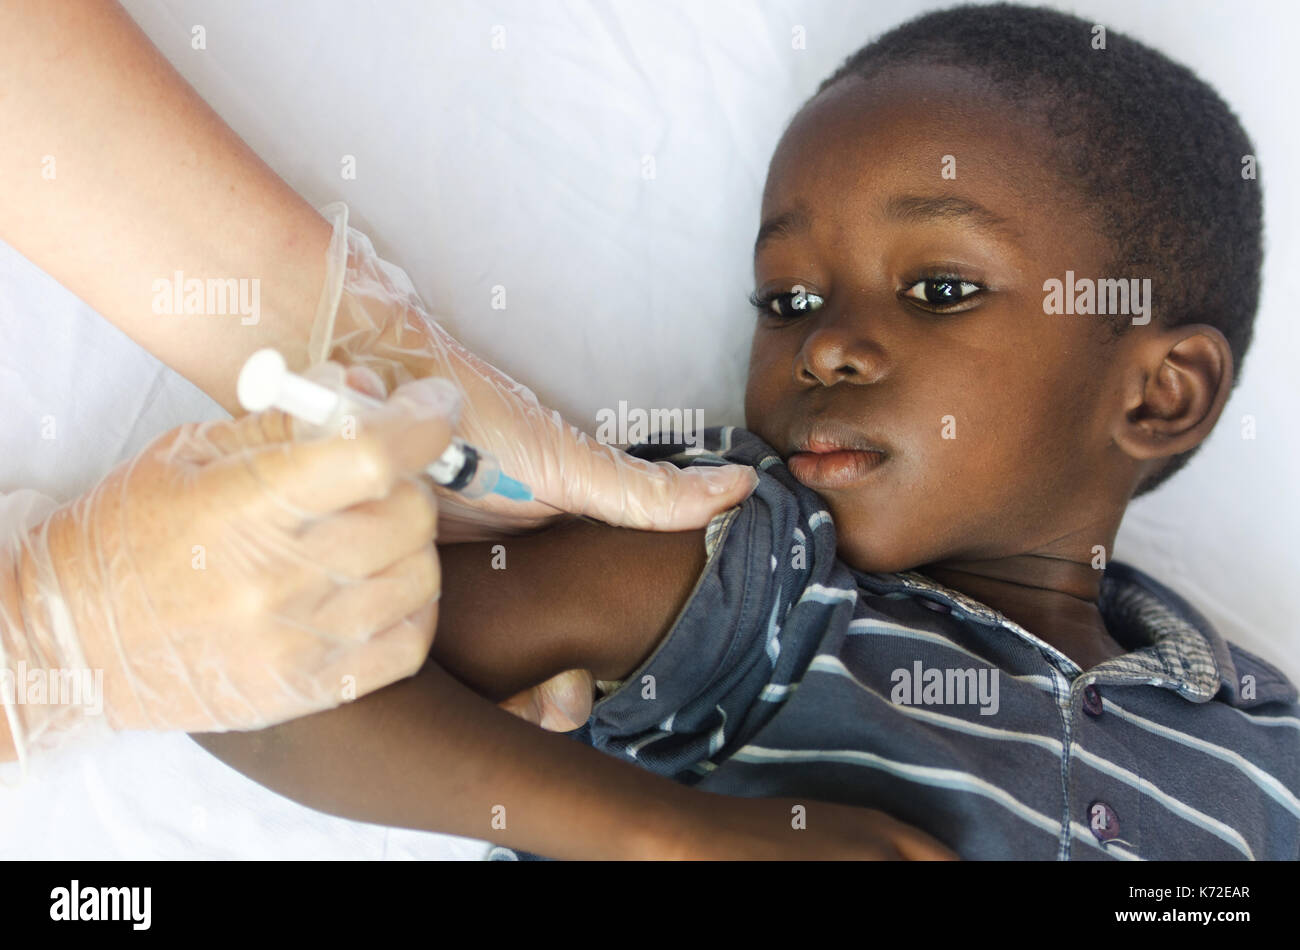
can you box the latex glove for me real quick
[294,360,603,732]
[305,202,758,542]
[323,352,603,732]
[0,378,459,772]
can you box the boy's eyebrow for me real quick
[883,194,1016,235]
[754,193,1017,256]
[754,204,812,256]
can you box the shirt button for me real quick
[1082,684,1104,717]
[1087,801,1120,842]
[920,599,951,614]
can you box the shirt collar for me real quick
[856,561,1296,708]
[1097,561,1297,708]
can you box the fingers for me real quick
[311,604,437,700]
[213,377,462,521]
[534,668,595,730]
[546,427,759,530]
[178,407,297,459]
[344,364,389,400]
[497,687,546,727]
[499,669,595,731]
[284,544,441,643]
[294,478,438,576]
[654,464,761,526]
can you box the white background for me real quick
[0,0,1295,858]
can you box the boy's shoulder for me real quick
[1223,641,1299,707]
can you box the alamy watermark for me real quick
[891,662,999,715]
[0,662,103,716]
[151,271,260,325]
[1043,271,1151,325]
[595,400,705,452]
[50,880,150,930]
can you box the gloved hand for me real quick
[0,377,459,771]
[305,202,758,543]
[301,203,758,731]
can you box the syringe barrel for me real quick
[425,437,502,498]
[279,371,383,428]
[300,381,493,494]
[238,348,508,498]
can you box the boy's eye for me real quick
[902,277,982,309]
[748,284,825,320]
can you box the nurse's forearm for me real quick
[0,0,331,415]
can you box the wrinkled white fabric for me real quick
[0,0,1290,863]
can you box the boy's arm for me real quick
[193,516,714,859]
[195,651,707,860]
[428,515,708,699]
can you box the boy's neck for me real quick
[918,556,1128,672]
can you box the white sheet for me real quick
[1,0,1295,859]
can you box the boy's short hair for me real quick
[813,2,1263,496]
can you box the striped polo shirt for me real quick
[488,426,1299,860]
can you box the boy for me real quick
[196,4,1299,859]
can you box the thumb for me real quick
[175,406,299,461]
[549,430,759,530]
[344,364,389,400]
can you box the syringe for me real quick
[236,348,534,502]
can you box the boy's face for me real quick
[745,64,1138,574]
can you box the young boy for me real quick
[195,4,1298,859]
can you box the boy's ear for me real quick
[1113,324,1234,469]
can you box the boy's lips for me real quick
[786,422,890,489]
[787,448,888,488]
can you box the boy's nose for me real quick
[795,321,886,387]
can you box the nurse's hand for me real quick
[0,378,459,764]
[301,207,758,732]
[304,204,759,543]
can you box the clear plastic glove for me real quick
[306,202,759,543]
[295,362,603,734]
[0,377,459,773]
